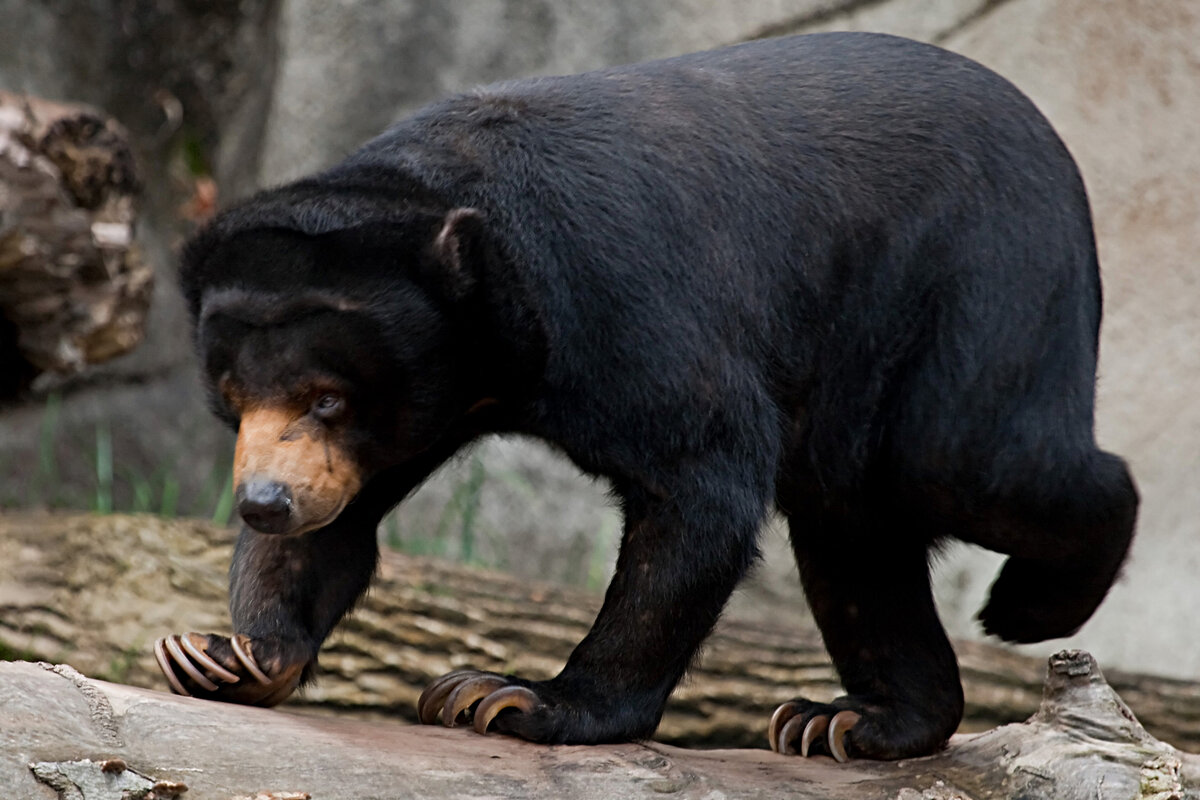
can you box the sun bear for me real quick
[155,32,1137,761]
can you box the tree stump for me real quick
[0,92,152,398]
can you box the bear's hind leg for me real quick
[773,512,963,760]
[963,450,1138,644]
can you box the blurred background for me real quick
[0,0,1195,682]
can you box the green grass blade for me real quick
[211,468,235,525]
[160,475,180,517]
[94,423,113,514]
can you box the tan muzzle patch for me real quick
[234,405,362,535]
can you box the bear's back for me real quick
[353,32,1084,304]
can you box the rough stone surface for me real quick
[259,0,846,185]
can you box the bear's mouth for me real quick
[278,492,352,536]
[233,404,363,536]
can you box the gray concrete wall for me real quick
[1,0,1196,679]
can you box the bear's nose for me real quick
[236,479,294,534]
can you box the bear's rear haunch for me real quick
[156,32,1137,761]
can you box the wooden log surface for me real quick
[2,511,1199,757]
[3,651,1197,799]
[0,92,151,395]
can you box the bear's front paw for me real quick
[769,696,952,761]
[417,669,661,744]
[153,632,308,707]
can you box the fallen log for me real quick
[2,511,1199,756]
[2,651,1196,799]
[0,92,152,397]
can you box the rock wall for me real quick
[925,0,1200,679]
[0,0,281,514]
[1,0,1196,678]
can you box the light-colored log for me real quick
[2,651,1197,799]
[2,511,1198,756]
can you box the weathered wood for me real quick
[2,511,1199,757]
[0,92,151,396]
[2,652,1197,799]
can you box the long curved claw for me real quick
[231,633,271,685]
[180,632,240,684]
[153,631,307,707]
[252,660,306,708]
[827,710,861,763]
[775,714,803,755]
[442,674,510,727]
[417,671,476,725]
[163,634,219,691]
[768,700,800,753]
[417,670,544,736]
[768,700,861,761]
[800,714,830,757]
[154,636,190,696]
[474,686,539,734]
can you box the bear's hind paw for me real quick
[417,670,541,733]
[769,700,860,762]
[769,695,957,761]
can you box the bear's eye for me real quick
[312,392,346,421]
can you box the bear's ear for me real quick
[429,207,485,300]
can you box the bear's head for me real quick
[181,202,491,536]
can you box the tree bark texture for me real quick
[3,652,1198,799]
[0,92,151,397]
[2,511,1199,757]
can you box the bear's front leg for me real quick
[154,479,392,706]
[155,443,469,705]
[417,474,767,744]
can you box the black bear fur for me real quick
[176,32,1138,759]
